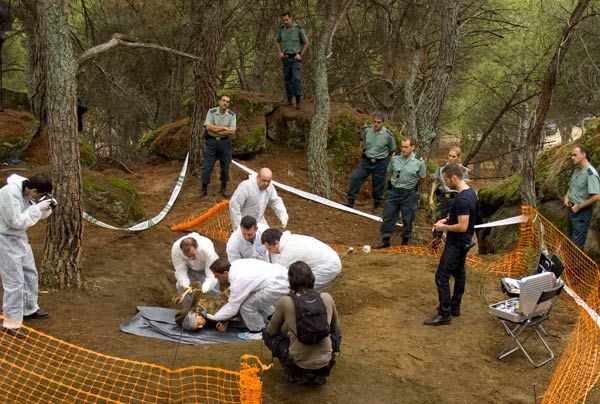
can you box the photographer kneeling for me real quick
[263,261,341,385]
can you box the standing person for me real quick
[229,167,288,229]
[206,258,290,340]
[424,163,477,326]
[429,146,469,246]
[373,137,427,248]
[342,112,397,212]
[226,215,268,262]
[564,144,600,250]
[200,95,237,199]
[275,11,308,110]
[263,261,341,385]
[261,228,341,291]
[0,173,55,338]
[171,233,220,305]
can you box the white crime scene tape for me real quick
[83,153,188,231]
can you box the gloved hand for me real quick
[281,218,288,228]
[205,313,216,321]
[201,278,218,294]
[37,199,53,211]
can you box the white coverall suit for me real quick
[212,258,289,331]
[0,174,52,329]
[272,231,341,291]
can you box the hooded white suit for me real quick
[0,174,52,329]
[229,174,288,229]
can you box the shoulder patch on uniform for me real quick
[227,109,236,116]
[384,127,394,137]
[209,107,217,113]
[587,167,594,175]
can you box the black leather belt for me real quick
[286,53,298,58]
[364,156,387,163]
[205,134,226,141]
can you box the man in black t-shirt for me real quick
[424,163,477,326]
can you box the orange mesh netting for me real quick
[0,320,267,403]
[171,203,598,403]
[0,204,596,402]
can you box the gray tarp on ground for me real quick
[120,306,244,345]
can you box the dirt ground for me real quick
[2,147,595,403]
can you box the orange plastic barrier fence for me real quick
[0,204,596,403]
[0,320,267,403]
[171,203,598,403]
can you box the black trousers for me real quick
[262,330,340,382]
[435,242,469,316]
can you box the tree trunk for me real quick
[37,0,84,289]
[307,0,357,197]
[19,1,47,122]
[247,0,279,92]
[415,0,461,157]
[308,41,332,198]
[189,1,224,175]
[521,0,590,206]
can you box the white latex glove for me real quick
[281,218,288,228]
[205,313,216,321]
[201,278,218,293]
[37,199,53,211]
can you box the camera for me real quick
[40,194,57,209]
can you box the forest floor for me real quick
[3,146,596,403]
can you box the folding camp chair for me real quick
[489,272,564,367]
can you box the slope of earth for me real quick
[3,147,594,403]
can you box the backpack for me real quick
[291,291,330,345]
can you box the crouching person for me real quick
[263,261,341,385]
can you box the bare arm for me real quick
[434,214,469,233]
[571,194,600,212]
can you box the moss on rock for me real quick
[82,170,146,226]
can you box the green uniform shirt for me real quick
[276,23,308,54]
[204,107,236,137]
[389,153,426,189]
[568,162,600,204]
[364,125,396,160]
[435,163,469,193]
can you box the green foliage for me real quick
[233,124,265,154]
[329,114,360,173]
[78,135,95,167]
[110,178,140,196]
[138,130,158,150]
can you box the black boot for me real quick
[199,184,208,198]
[373,237,390,249]
[284,96,293,106]
[401,237,410,246]
[371,201,381,213]
[341,199,354,208]
[295,96,302,110]
[221,183,229,198]
[423,313,451,326]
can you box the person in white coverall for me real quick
[207,258,290,340]
[0,173,54,338]
[171,232,220,306]
[229,167,289,229]
[226,215,268,262]
[261,228,341,291]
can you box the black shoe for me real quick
[313,374,328,385]
[341,200,354,208]
[3,327,27,339]
[451,307,460,317]
[423,313,451,326]
[198,185,208,198]
[295,102,302,110]
[401,237,410,246]
[373,239,390,249]
[23,309,49,319]
[220,184,229,199]
[284,97,293,106]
